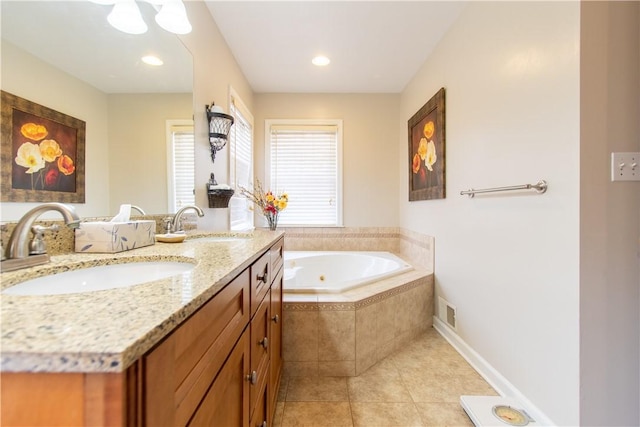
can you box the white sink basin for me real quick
[2,261,194,296]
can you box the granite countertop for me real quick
[0,230,284,374]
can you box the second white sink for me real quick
[2,261,195,296]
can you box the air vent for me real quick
[438,296,457,330]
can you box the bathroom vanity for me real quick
[0,231,284,426]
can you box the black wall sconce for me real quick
[206,102,234,163]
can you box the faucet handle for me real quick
[29,225,59,255]
[162,217,173,234]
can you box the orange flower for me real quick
[20,123,48,141]
[423,121,435,139]
[57,154,75,175]
[412,153,421,174]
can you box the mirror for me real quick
[1,0,194,219]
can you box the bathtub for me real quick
[282,251,432,377]
[283,251,413,293]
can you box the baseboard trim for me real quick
[432,316,555,426]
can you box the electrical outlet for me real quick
[611,152,640,182]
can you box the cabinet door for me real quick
[145,270,250,426]
[250,292,270,416]
[269,266,283,416]
[188,329,250,427]
[249,367,269,427]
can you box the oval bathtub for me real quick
[283,251,413,293]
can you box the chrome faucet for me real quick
[1,203,81,272]
[166,205,204,233]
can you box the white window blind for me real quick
[267,121,343,227]
[167,121,195,213]
[229,94,254,230]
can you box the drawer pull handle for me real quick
[259,337,268,349]
[261,422,267,427]
[256,264,268,282]
[246,371,257,385]
[271,314,279,323]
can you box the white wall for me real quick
[108,93,192,215]
[0,41,110,221]
[179,1,254,231]
[254,93,400,227]
[398,3,581,425]
[579,2,640,425]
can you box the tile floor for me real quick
[273,328,498,426]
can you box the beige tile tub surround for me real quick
[283,271,434,378]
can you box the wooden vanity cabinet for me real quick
[144,237,284,427]
[0,238,284,427]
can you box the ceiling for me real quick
[1,1,192,94]
[205,1,467,93]
[1,1,466,95]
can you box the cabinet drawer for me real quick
[250,292,270,415]
[250,250,270,316]
[270,238,284,279]
[145,269,250,426]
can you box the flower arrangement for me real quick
[239,180,288,230]
[14,122,76,191]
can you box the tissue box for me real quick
[75,221,156,253]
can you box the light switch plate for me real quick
[611,152,640,182]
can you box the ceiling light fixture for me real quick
[142,55,163,66]
[103,0,192,35]
[107,0,148,35]
[312,55,331,66]
[155,0,192,35]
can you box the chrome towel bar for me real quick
[460,180,548,198]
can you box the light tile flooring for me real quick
[273,328,497,426]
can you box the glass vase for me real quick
[264,211,279,231]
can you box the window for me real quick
[228,91,254,230]
[266,120,343,227]
[166,120,194,213]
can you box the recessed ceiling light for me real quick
[312,55,330,66]
[142,55,164,66]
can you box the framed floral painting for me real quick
[1,91,85,203]
[408,87,445,201]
